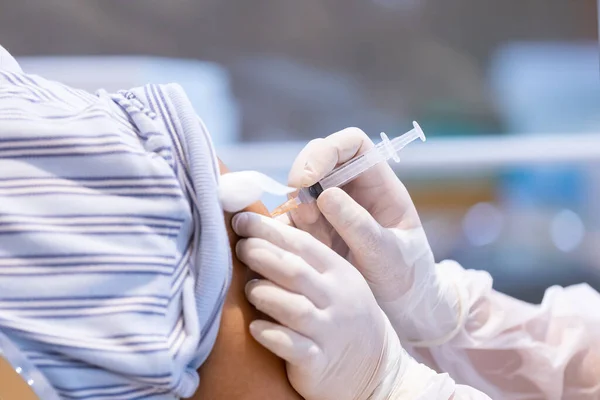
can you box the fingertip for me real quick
[287,169,306,189]
[316,187,349,215]
[248,320,316,367]
[289,165,320,189]
[234,238,244,259]
[244,278,260,298]
[249,319,308,364]
[319,186,345,198]
[248,320,282,347]
[233,212,270,237]
[248,320,276,349]
[231,212,248,235]
[317,188,383,253]
[301,170,320,188]
[248,319,262,336]
[289,138,337,186]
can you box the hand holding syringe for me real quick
[271,121,426,217]
[217,122,426,214]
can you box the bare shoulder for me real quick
[190,160,303,400]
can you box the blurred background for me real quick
[1,0,599,303]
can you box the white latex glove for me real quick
[232,211,455,400]
[283,128,465,345]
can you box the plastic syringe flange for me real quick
[380,132,400,163]
[412,121,426,142]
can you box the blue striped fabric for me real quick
[0,46,231,399]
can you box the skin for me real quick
[0,356,39,400]
[191,159,303,400]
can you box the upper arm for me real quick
[190,160,303,400]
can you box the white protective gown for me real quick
[408,259,600,399]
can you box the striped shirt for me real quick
[0,45,231,399]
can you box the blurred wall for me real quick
[1,0,595,141]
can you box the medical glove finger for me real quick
[288,138,327,188]
[288,127,374,188]
[318,187,385,265]
[245,279,321,336]
[233,212,334,272]
[274,212,295,227]
[236,238,329,308]
[287,202,322,232]
[249,319,322,369]
[288,209,336,249]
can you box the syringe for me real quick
[271,121,426,217]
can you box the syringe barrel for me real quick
[297,184,319,204]
[305,122,425,197]
[319,147,386,190]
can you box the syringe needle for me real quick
[271,197,300,217]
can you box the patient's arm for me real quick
[191,160,303,400]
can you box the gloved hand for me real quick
[283,128,465,345]
[232,211,455,400]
